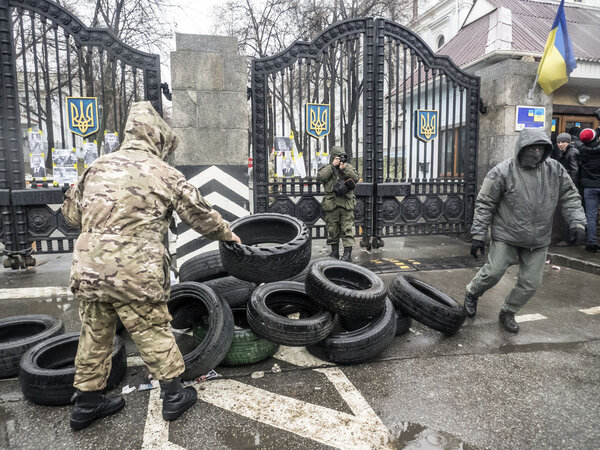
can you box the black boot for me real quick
[70,389,125,431]
[328,244,340,259]
[499,309,519,333]
[340,246,353,262]
[464,292,479,317]
[160,377,198,421]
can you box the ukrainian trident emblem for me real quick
[66,97,99,137]
[306,103,330,139]
[414,110,438,142]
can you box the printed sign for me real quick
[414,110,438,142]
[515,106,545,131]
[306,103,330,139]
[66,97,99,137]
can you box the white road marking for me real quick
[127,356,146,367]
[579,306,600,315]
[0,286,72,300]
[195,378,393,449]
[141,346,393,448]
[141,380,184,450]
[515,313,547,323]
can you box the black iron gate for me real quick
[251,17,479,248]
[0,0,162,265]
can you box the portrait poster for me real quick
[103,132,120,154]
[53,167,78,186]
[30,154,46,179]
[28,129,46,160]
[80,141,98,167]
[52,148,77,167]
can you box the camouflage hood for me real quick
[330,146,345,163]
[119,101,179,160]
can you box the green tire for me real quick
[193,307,279,367]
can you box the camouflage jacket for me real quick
[62,101,233,304]
[318,146,359,211]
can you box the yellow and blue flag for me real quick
[537,0,577,95]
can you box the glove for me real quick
[569,227,586,245]
[470,239,485,259]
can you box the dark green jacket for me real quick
[317,146,359,211]
[471,128,585,249]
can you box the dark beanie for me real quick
[556,133,571,143]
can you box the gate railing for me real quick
[250,17,479,248]
[0,0,162,263]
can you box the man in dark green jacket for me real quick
[318,145,359,261]
[465,128,585,332]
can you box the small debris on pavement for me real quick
[251,371,265,379]
[546,259,551,264]
[271,363,281,373]
[182,370,220,387]
[409,328,422,335]
[551,265,561,270]
[121,385,137,394]
[137,383,154,391]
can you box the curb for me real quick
[547,252,600,276]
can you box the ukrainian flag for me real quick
[537,0,577,95]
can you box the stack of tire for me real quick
[0,315,126,406]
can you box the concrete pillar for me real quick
[473,59,553,187]
[170,34,250,267]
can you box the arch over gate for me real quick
[0,0,162,258]
[251,17,479,248]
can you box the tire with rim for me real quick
[247,281,335,346]
[307,298,397,364]
[305,260,387,317]
[19,332,126,406]
[193,307,279,367]
[167,282,234,380]
[339,299,412,336]
[388,274,466,335]
[0,315,64,378]
[178,250,228,283]
[219,213,311,283]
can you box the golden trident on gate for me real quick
[70,100,95,135]
[420,112,437,140]
[310,108,328,136]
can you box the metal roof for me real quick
[437,0,600,67]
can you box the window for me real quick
[437,35,445,50]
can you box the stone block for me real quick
[171,90,197,128]
[197,92,249,129]
[171,51,224,91]
[225,55,249,92]
[173,128,249,166]
[225,129,250,166]
[176,33,238,55]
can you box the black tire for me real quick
[193,307,278,367]
[19,332,126,406]
[388,275,466,335]
[167,282,234,380]
[178,250,228,283]
[203,277,256,308]
[0,315,64,378]
[305,260,387,317]
[339,300,412,336]
[219,213,311,283]
[307,298,397,364]
[247,281,335,346]
[286,257,332,283]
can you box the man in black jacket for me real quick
[578,128,600,253]
[552,132,580,246]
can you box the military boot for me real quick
[70,389,125,431]
[160,377,198,421]
[464,292,479,317]
[499,310,519,333]
[328,244,340,259]
[340,246,353,262]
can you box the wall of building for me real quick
[170,33,251,266]
[473,59,553,187]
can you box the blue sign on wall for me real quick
[515,105,545,131]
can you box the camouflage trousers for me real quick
[73,300,185,392]
[325,207,355,247]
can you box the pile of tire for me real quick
[0,314,126,406]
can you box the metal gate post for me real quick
[0,0,28,258]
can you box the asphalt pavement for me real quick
[0,235,599,449]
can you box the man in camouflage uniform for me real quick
[318,145,359,261]
[62,101,240,430]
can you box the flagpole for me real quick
[528,72,540,99]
